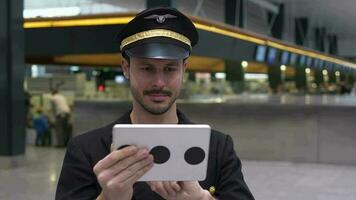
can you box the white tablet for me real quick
[112,124,211,181]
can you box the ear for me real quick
[121,57,130,79]
[183,58,188,73]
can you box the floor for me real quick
[1,146,356,200]
[243,160,356,200]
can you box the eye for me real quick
[164,66,177,72]
[140,66,151,71]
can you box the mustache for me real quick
[143,89,172,96]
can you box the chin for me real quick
[144,103,173,115]
[146,108,170,115]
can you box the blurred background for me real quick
[1,0,356,199]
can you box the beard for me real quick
[130,84,180,115]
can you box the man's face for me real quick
[122,57,186,115]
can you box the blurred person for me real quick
[56,7,254,200]
[33,109,51,146]
[340,81,351,95]
[51,89,72,147]
[351,82,356,96]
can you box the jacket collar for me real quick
[114,109,193,124]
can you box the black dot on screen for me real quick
[184,147,205,165]
[150,146,170,164]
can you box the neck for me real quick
[130,103,178,124]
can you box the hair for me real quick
[51,89,58,95]
[122,52,130,64]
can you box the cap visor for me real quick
[125,43,190,59]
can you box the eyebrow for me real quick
[166,61,181,66]
[137,62,155,67]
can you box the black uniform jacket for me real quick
[56,110,254,200]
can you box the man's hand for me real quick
[148,181,214,200]
[93,146,154,200]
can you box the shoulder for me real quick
[208,128,237,170]
[71,110,131,150]
[68,123,114,166]
[209,130,240,172]
[210,129,234,150]
[67,110,131,165]
[71,124,111,146]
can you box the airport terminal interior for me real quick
[2,0,356,199]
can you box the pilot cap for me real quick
[117,7,198,60]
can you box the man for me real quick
[51,89,72,147]
[56,7,254,200]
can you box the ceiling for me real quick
[24,0,356,38]
[24,0,356,57]
[269,0,356,39]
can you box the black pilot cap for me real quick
[117,7,198,60]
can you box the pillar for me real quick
[0,0,26,166]
[268,4,284,39]
[225,61,245,93]
[225,0,245,28]
[328,34,338,55]
[268,65,282,93]
[295,67,307,91]
[295,17,309,46]
[315,27,326,52]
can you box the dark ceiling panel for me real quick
[25,25,124,56]
[25,25,256,63]
[193,30,256,61]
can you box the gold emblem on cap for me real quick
[209,186,216,195]
[120,29,191,50]
[144,14,177,23]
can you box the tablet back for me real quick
[112,124,211,181]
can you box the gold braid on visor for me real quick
[120,29,191,50]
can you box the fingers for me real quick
[125,160,153,185]
[149,181,181,198]
[98,149,151,183]
[163,181,178,197]
[93,146,138,174]
[179,180,195,187]
[93,146,154,200]
[112,154,154,183]
[107,157,154,188]
[170,181,181,192]
[151,182,169,197]
[114,162,153,189]
[149,181,205,200]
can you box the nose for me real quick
[152,72,166,88]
